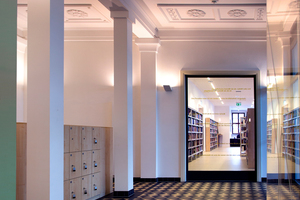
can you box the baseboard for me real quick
[134,177,180,182]
[113,189,134,198]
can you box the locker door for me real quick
[91,172,101,197]
[64,180,70,200]
[64,153,70,181]
[92,150,101,173]
[81,175,92,200]
[70,126,81,152]
[82,127,92,151]
[70,152,81,179]
[92,127,100,150]
[64,125,70,153]
[70,177,82,200]
[81,151,92,176]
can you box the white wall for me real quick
[64,41,114,127]
[16,37,267,179]
[157,40,267,178]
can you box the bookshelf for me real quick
[245,108,255,169]
[187,108,204,162]
[205,118,218,152]
[240,116,247,157]
[267,119,277,154]
[282,107,300,164]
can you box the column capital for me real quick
[135,38,161,52]
[278,36,291,47]
[111,10,135,23]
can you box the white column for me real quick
[111,10,134,195]
[27,0,64,199]
[0,1,17,199]
[279,37,291,74]
[135,38,160,179]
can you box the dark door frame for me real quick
[184,74,258,181]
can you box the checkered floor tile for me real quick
[99,181,300,200]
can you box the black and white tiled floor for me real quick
[99,181,300,200]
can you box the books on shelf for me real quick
[187,107,204,162]
[205,118,218,152]
[282,107,300,163]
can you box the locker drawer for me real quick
[81,175,92,200]
[92,150,101,173]
[91,173,101,197]
[82,151,92,176]
[70,126,81,152]
[82,127,93,151]
[70,152,81,179]
[70,177,82,200]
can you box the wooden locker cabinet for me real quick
[70,126,81,152]
[70,152,82,179]
[64,180,70,200]
[64,125,70,153]
[82,151,92,176]
[92,150,101,173]
[64,153,70,181]
[92,127,101,150]
[81,175,92,200]
[91,173,101,197]
[64,125,113,199]
[82,127,93,151]
[70,177,82,200]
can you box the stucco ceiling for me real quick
[17,0,297,39]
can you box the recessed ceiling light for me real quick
[211,83,215,89]
[207,77,210,80]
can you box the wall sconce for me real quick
[163,85,172,92]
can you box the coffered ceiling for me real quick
[17,0,297,39]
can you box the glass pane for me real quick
[232,124,239,134]
[232,114,238,123]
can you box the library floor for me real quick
[188,146,254,171]
[99,181,300,200]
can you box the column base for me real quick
[113,189,134,198]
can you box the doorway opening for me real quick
[186,75,257,181]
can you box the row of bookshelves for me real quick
[188,140,203,148]
[283,141,300,149]
[188,126,203,132]
[188,118,203,126]
[188,108,204,162]
[283,107,300,121]
[283,126,300,134]
[282,107,300,161]
[188,108,203,120]
[283,133,300,141]
[188,133,203,140]
[283,118,300,127]
[205,118,218,152]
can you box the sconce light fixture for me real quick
[163,85,172,92]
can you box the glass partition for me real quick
[267,0,300,198]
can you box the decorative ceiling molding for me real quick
[227,9,247,18]
[158,4,266,23]
[256,8,264,20]
[187,9,206,18]
[289,1,300,9]
[166,8,179,20]
[67,9,88,18]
